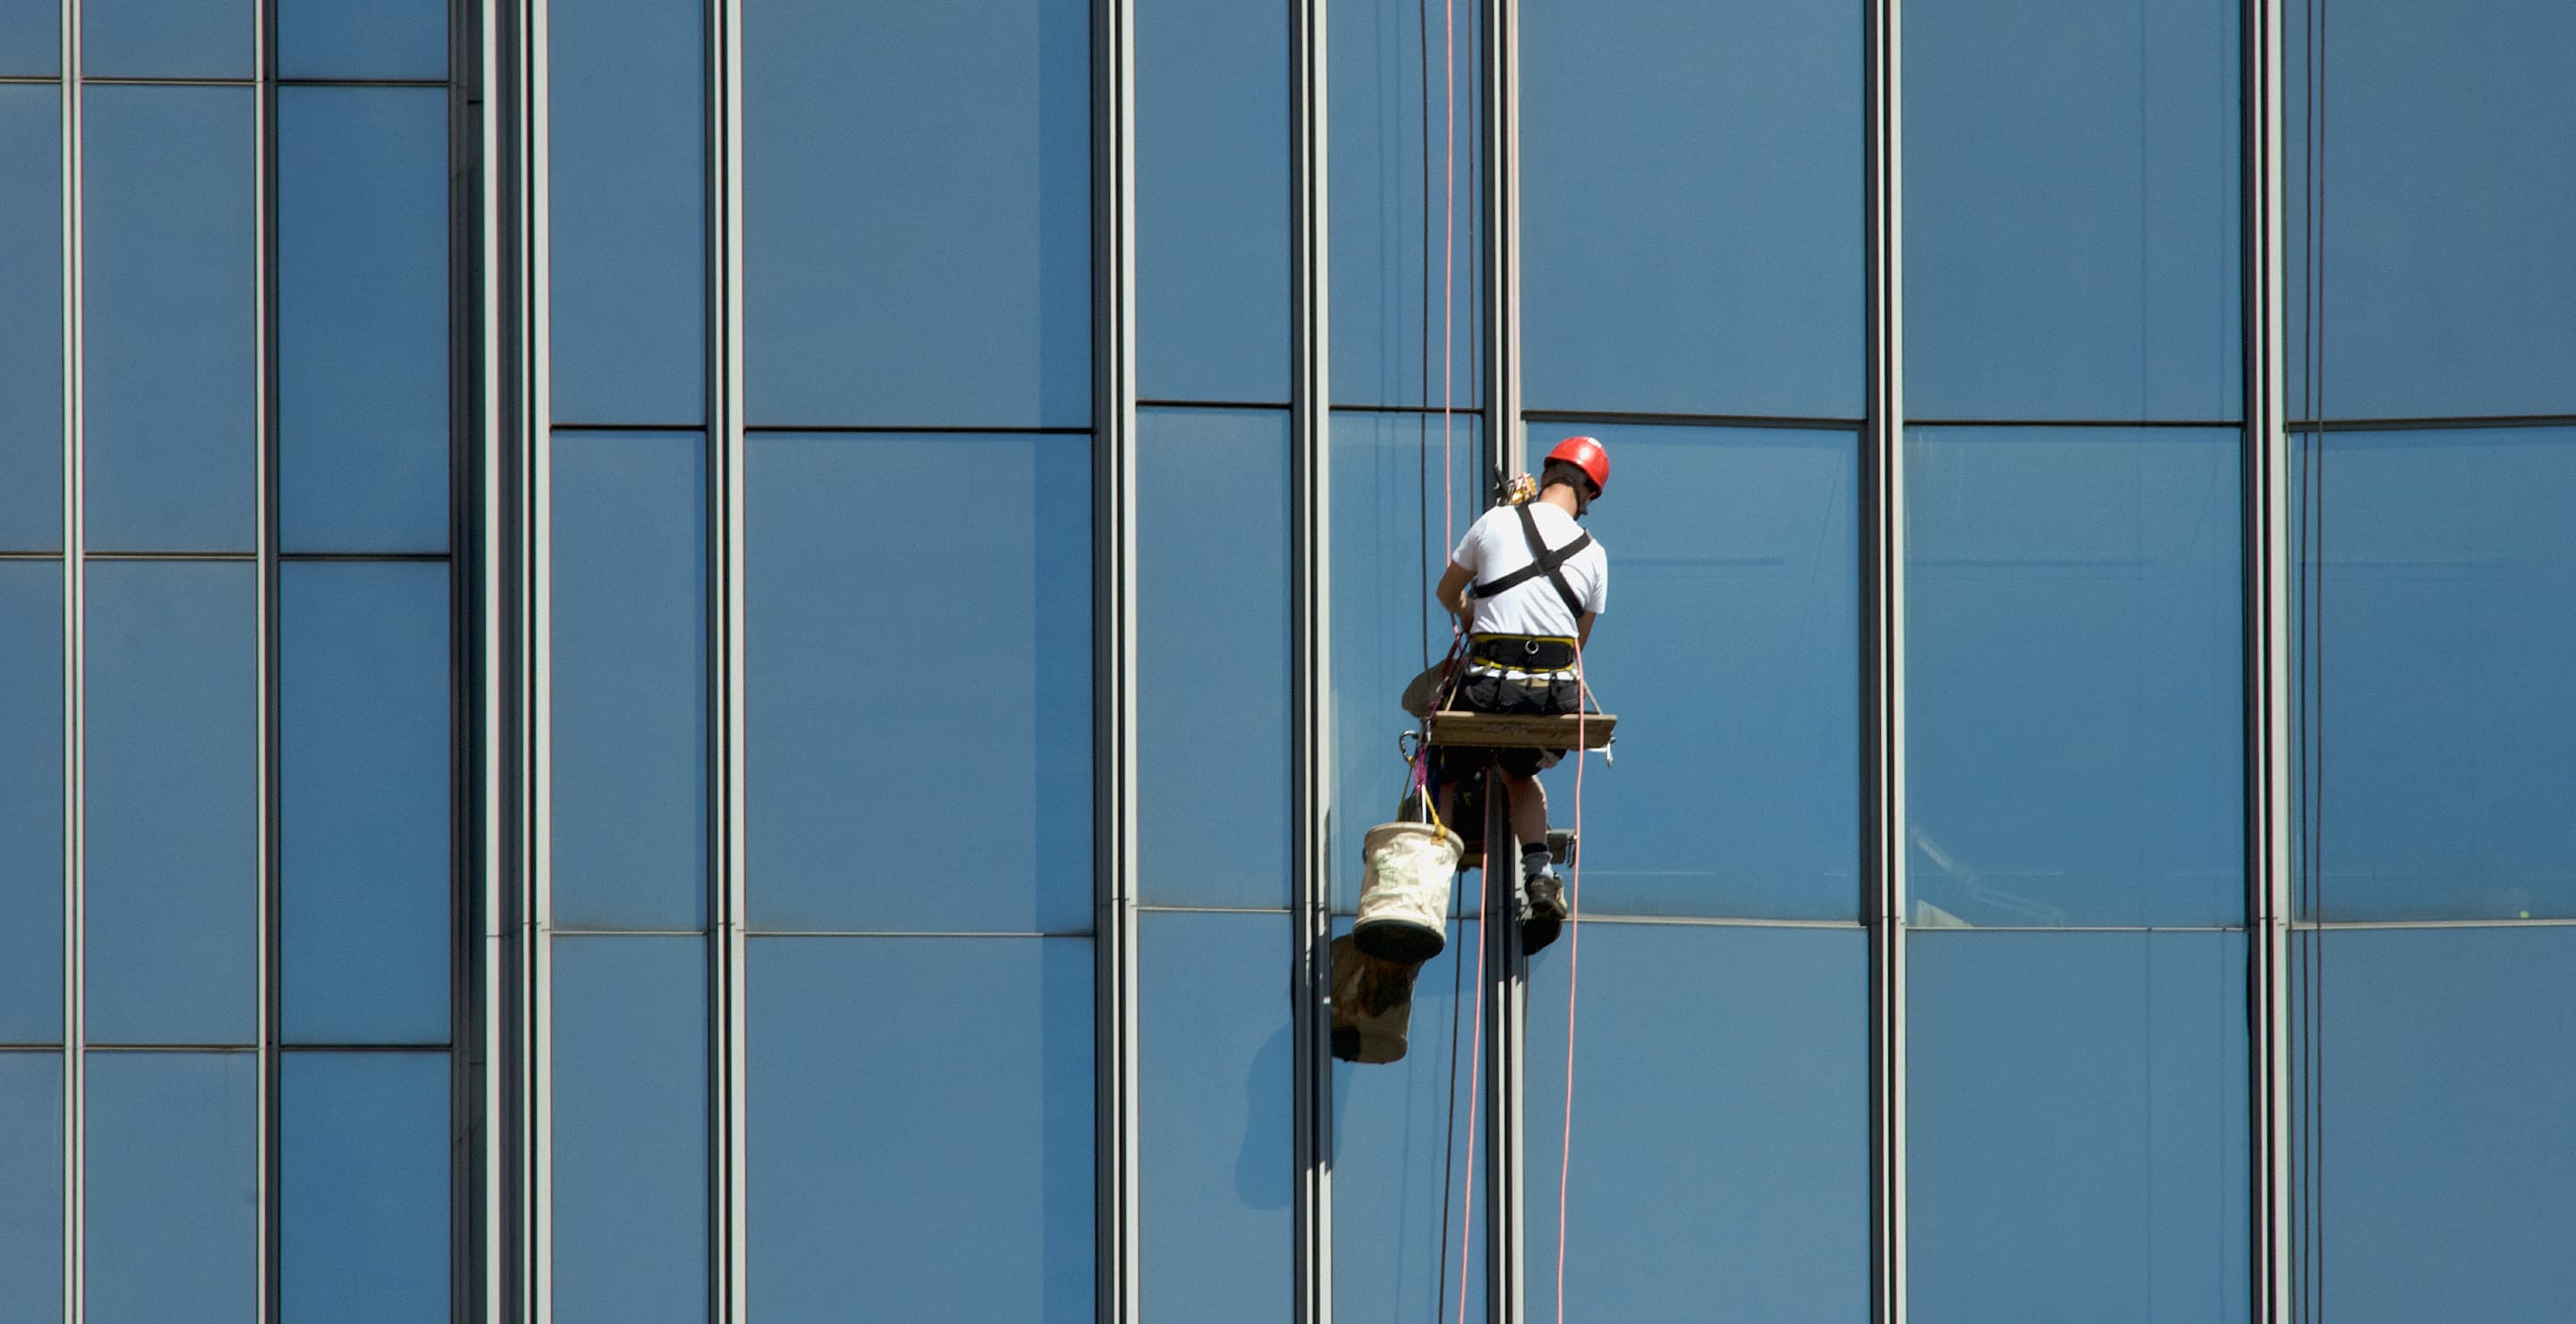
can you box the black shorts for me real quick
[1452,667,1580,777]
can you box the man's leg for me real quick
[1504,771,1568,952]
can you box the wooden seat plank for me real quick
[1424,709,1615,751]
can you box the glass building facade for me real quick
[1,0,2570,1320]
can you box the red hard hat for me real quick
[1546,435,1609,496]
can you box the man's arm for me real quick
[1437,561,1476,626]
[1578,611,1595,649]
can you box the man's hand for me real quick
[1436,562,1476,626]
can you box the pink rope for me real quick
[1453,870,1486,1324]
[1555,648,1590,1323]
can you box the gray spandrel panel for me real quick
[554,937,708,1324]
[81,0,252,78]
[280,1052,449,1324]
[276,0,446,80]
[85,1052,258,1324]
[0,564,62,1042]
[0,88,60,548]
[0,2,56,75]
[0,1054,60,1324]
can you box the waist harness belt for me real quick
[1468,632,1578,673]
[1467,503,1591,621]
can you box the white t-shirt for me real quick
[1450,501,1608,638]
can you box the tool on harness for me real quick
[1466,503,1592,621]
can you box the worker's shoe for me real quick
[1521,868,1569,955]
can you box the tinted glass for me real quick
[2293,429,2576,921]
[749,937,1092,1322]
[1908,427,2242,928]
[1907,0,2240,420]
[552,432,708,931]
[2302,926,2576,1321]
[280,1052,449,1324]
[553,937,708,1324]
[1328,0,1483,409]
[2288,0,2576,419]
[1140,912,1291,1321]
[1136,0,1289,403]
[280,562,450,1043]
[745,0,1088,428]
[81,0,251,77]
[0,1055,60,1324]
[0,89,60,547]
[748,432,1091,934]
[0,3,55,74]
[85,562,256,1045]
[1909,930,2250,1323]
[1329,411,1484,912]
[85,1052,258,1324]
[1529,422,1860,920]
[0,564,61,1041]
[1525,924,1868,1320]
[277,0,445,80]
[1522,1,1862,419]
[1331,914,1484,1320]
[1139,408,1290,907]
[82,86,255,553]
[278,87,449,553]
[550,0,705,427]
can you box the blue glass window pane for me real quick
[552,432,708,931]
[86,1052,257,1324]
[1140,912,1290,1321]
[748,432,1090,933]
[554,937,707,1324]
[0,3,55,74]
[281,562,449,1043]
[278,88,447,554]
[86,562,255,1045]
[1136,0,1288,403]
[1526,925,1867,1319]
[277,0,445,80]
[0,88,60,547]
[550,0,705,427]
[1522,2,1862,419]
[1906,0,2240,420]
[1907,427,2242,928]
[1329,411,1482,912]
[0,565,61,1041]
[2307,927,2576,1320]
[1328,0,1482,410]
[745,0,1088,429]
[2289,0,2576,419]
[81,0,250,78]
[2295,429,2576,921]
[1909,930,2249,1323]
[1140,409,1289,907]
[83,87,254,554]
[281,1052,448,1324]
[749,936,1092,1321]
[0,1055,61,1324]
[1330,913,1483,1320]
[1531,422,1860,921]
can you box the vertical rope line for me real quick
[1418,0,1433,668]
[1554,652,1589,1324]
[1439,0,1454,555]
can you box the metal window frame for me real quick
[56,0,85,1318]
[710,0,751,1316]
[1289,0,1335,1320]
[1863,0,1908,1320]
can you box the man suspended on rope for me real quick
[1431,435,1610,955]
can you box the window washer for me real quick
[1432,435,1610,955]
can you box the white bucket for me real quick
[1353,819,1463,963]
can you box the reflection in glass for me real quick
[1140,409,1290,908]
[0,1054,60,1324]
[82,86,256,553]
[1526,924,1868,1320]
[281,1053,449,1324]
[1909,930,2249,1323]
[85,562,256,1046]
[1907,427,2241,928]
[81,0,252,78]
[0,564,62,1041]
[85,1052,258,1324]
[0,89,60,547]
[281,563,450,1044]
[278,0,446,80]
[1140,912,1291,1321]
[0,5,55,75]
[1328,0,1482,409]
[749,431,1090,934]
[1906,0,2240,420]
[551,0,706,426]
[553,432,708,931]
[1137,0,1288,403]
[745,0,1089,428]
[1533,422,1860,921]
[1522,1,1861,418]
[555,937,708,1324]
[278,87,449,554]
[749,936,1092,1322]
[2293,429,2576,921]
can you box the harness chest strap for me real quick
[1466,502,1591,620]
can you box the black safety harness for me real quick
[1468,502,1592,622]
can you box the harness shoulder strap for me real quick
[1467,503,1591,619]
